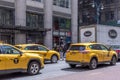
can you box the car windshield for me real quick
[69,45,85,51]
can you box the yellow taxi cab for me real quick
[15,44,60,63]
[66,43,118,69]
[0,43,44,75]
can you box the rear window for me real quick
[69,45,85,51]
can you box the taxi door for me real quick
[2,45,27,70]
[38,46,48,58]
[89,44,104,62]
[24,45,48,57]
[0,46,6,73]
[100,45,111,61]
[0,54,6,70]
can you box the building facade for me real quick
[0,0,78,49]
[78,0,120,26]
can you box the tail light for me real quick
[80,50,89,54]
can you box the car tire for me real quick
[27,61,40,75]
[110,56,116,65]
[89,58,97,70]
[51,55,58,63]
[69,64,76,68]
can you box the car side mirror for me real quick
[108,47,113,51]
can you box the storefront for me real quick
[26,12,44,44]
[26,31,44,44]
[53,16,71,51]
[0,25,44,45]
[0,29,15,44]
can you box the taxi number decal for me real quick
[14,58,19,64]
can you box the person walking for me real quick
[62,42,71,60]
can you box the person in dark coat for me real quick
[62,42,71,58]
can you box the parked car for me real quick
[66,42,118,69]
[0,43,44,75]
[15,44,60,63]
[110,45,120,59]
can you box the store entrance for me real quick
[26,33,44,44]
[0,34,14,44]
[53,36,65,52]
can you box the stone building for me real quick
[0,0,78,49]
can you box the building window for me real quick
[53,0,70,8]
[26,12,44,28]
[60,0,65,7]
[53,0,58,5]
[105,11,114,21]
[105,0,114,4]
[32,0,42,2]
[0,8,14,25]
[53,16,71,51]
[53,17,71,30]
[26,34,43,44]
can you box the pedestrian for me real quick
[62,42,71,60]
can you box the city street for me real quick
[1,60,120,80]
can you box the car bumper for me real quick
[66,60,89,65]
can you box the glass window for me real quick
[70,45,86,51]
[60,0,65,7]
[100,45,108,50]
[38,46,48,51]
[59,18,66,28]
[53,0,57,5]
[0,8,14,25]
[32,0,42,2]
[26,34,43,44]
[89,44,101,50]
[65,0,69,8]
[53,0,70,8]
[1,45,20,54]
[53,17,71,30]
[105,0,114,4]
[26,12,44,28]
[105,11,114,21]
[25,46,38,50]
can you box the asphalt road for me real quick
[1,60,120,80]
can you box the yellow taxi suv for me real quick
[0,43,44,75]
[15,44,60,63]
[66,43,118,69]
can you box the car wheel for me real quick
[27,61,40,75]
[51,55,58,63]
[89,58,97,69]
[110,56,116,65]
[69,64,76,68]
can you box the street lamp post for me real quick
[92,0,104,24]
